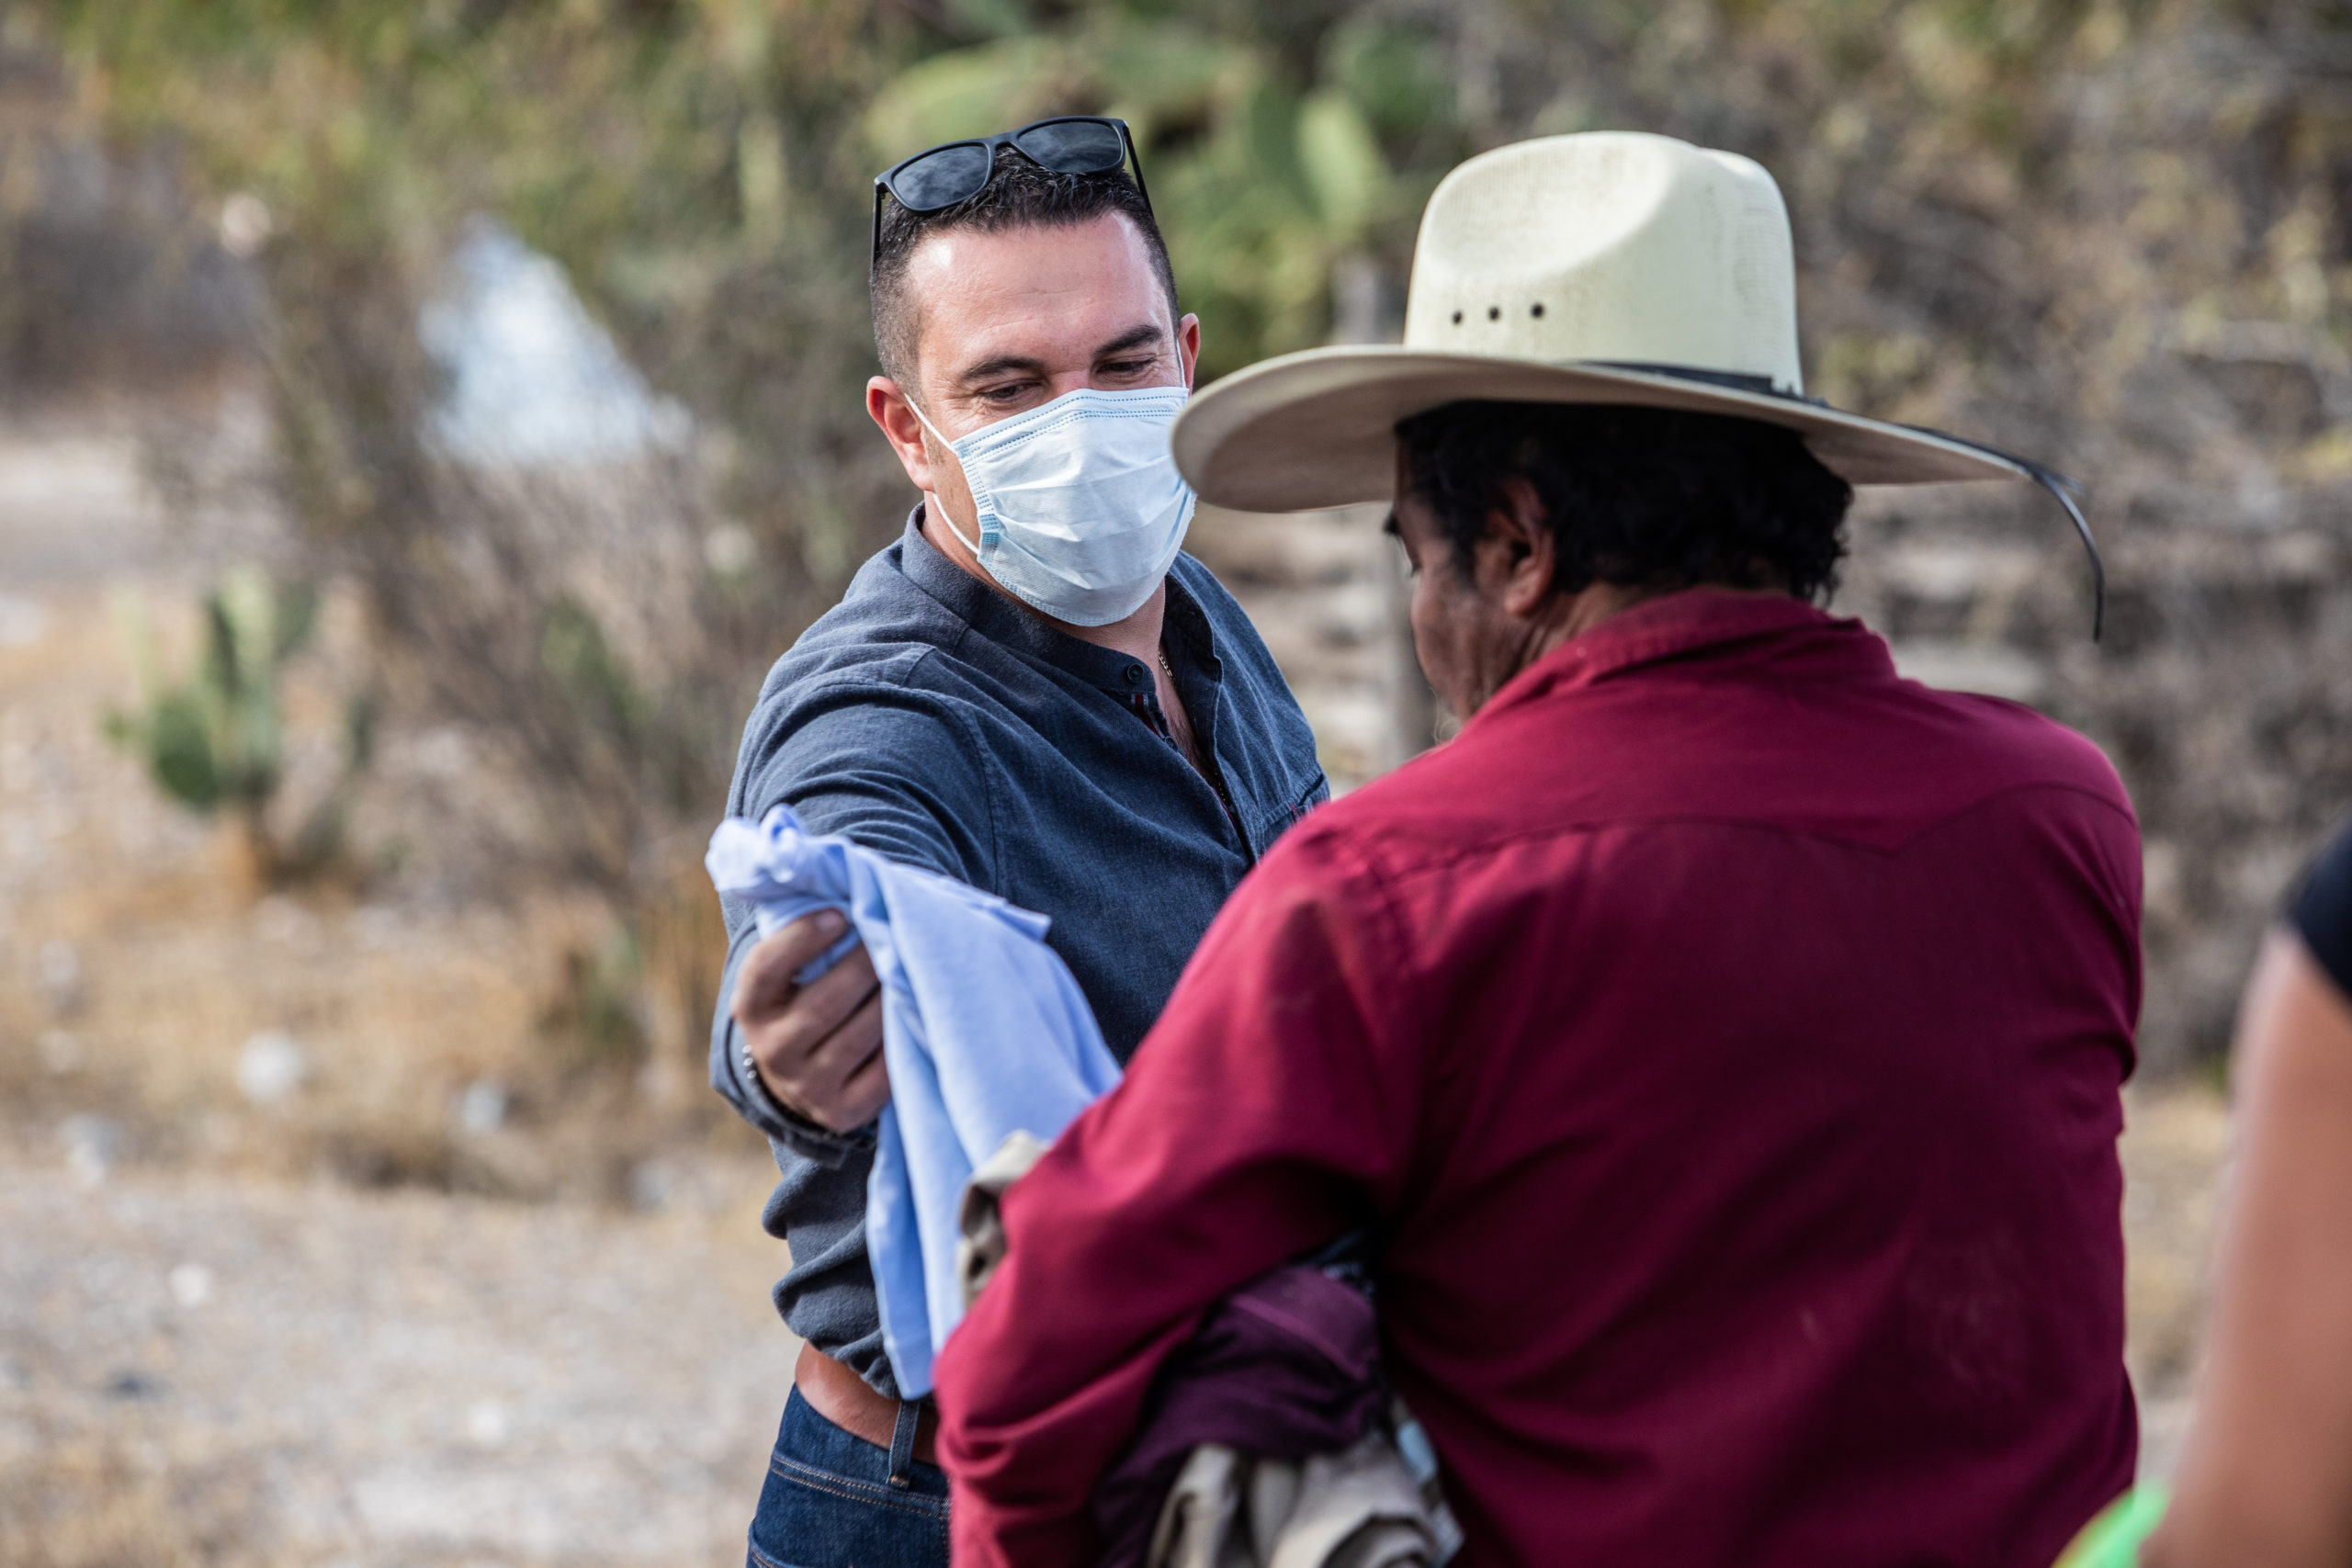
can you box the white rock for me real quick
[457,1078,508,1134]
[465,1398,509,1449]
[168,1263,214,1308]
[60,1115,121,1185]
[628,1160,673,1212]
[235,1031,310,1103]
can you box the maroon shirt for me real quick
[935,590,2143,1568]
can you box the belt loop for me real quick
[888,1398,921,1487]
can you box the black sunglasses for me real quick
[871,116,1152,265]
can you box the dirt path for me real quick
[0,1159,797,1568]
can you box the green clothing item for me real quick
[2056,1486,2169,1568]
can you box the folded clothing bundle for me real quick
[707,804,1120,1398]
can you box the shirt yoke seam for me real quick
[1348,777,2140,890]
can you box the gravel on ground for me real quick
[0,1157,797,1568]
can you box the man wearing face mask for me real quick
[707,119,1329,1568]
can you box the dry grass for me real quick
[0,1414,283,1568]
[0,544,757,1209]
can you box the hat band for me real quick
[1589,361,1806,401]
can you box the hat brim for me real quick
[1172,347,2030,512]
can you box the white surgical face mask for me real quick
[912,385,1196,627]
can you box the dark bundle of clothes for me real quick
[962,1153,1455,1568]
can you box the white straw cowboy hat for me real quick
[1172,131,2105,631]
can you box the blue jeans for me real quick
[746,1388,950,1568]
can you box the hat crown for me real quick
[1403,132,1804,395]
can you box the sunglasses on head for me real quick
[871,116,1152,265]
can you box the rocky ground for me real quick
[0,420,2235,1563]
[0,1163,797,1568]
[0,1084,2228,1567]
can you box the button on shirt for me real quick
[709,511,1328,1396]
[938,590,2143,1568]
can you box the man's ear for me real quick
[867,377,937,492]
[1489,474,1559,618]
[1177,312,1203,390]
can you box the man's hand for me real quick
[730,911,888,1134]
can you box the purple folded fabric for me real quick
[1091,1264,1385,1568]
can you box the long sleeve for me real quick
[931,824,1428,1568]
[707,681,997,1148]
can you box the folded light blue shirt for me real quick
[707,804,1123,1398]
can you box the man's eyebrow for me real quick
[953,352,1050,386]
[952,323,1167,388]
[1091,323,1165,359]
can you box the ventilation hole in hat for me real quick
[1487,306,1500,321]
[1531,302,1545,317]
[1451,310,1463,325]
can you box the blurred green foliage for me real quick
[109,565,316,820]
[38,0,1473,900]
[863,9,1457,367]
[107,565,371,878]
[38,0,2352,1069]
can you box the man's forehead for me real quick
[906,215,1170,374]
[904,208,1152,285]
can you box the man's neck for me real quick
[918,497,1168,660]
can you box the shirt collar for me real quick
[1471,587,1898,726]
[896,506,1207,695]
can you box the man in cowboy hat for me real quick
[933,132,2142,1567]
[710,121,1328,1566]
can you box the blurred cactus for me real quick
[111,567,313,814]
[108,567,368,879]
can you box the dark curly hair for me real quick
[871,147,1177,386]
[1395,400,1855,604]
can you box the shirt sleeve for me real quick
[930,825,1427,1568]
[708,678,999,1150]
[2290,820,2352,1005]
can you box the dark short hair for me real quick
[1394,401,1855,604]
[870,148,1179,387]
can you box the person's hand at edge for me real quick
[731,910,888,1134]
